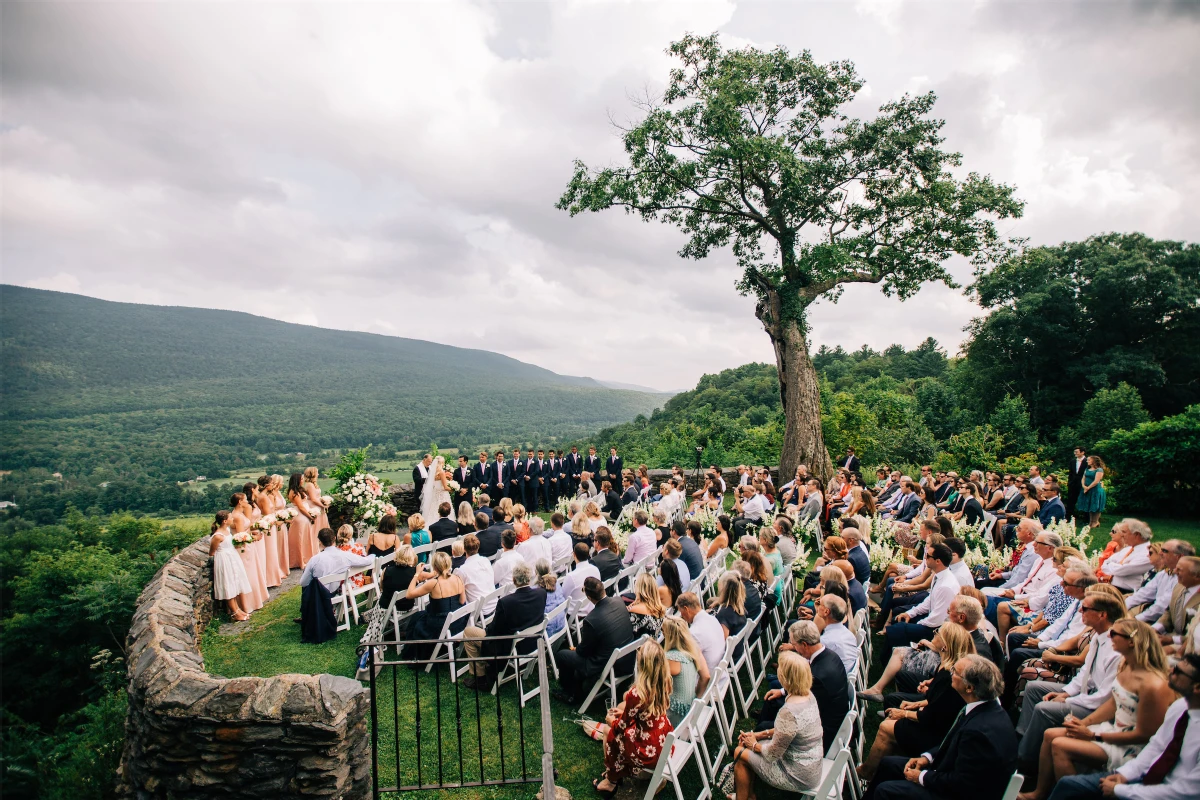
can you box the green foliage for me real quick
[328,445,372,492]
[988,395,1040,461]
[1096,406,1200,516]
[939,425,1005,474]
[964,233,1200,429]
[1077,382,1152,450]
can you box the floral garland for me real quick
[336,472,397,526]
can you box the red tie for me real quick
[1018,559,1043,593]
[1142,710,1189,785]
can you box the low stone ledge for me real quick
[118,537,370,799]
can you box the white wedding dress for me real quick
[421,457,453,523]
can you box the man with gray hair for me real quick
[816,593,858,675]
[865,654,1017,800]
[756,619,850,753]
[1155,555,1200,657]
[1099,518,1154,591]
[461,560,547,691]
[1126,539,1195,623]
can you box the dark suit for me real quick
[866,700,1017,800]
[840,454,860,473]
[602,490,622,519]
[566,452,583,492]
[894,492,922,524]
[592,550,623,585]
[847,544,871,586]
[605,455,623,485]
[412,464,428,499]
[492,460,508,501]
[1038,497,1066,526]
[523,458,541,511]
[430,516,458,543]
[555,596,636,701]
[508,458,524,502]
[545,458,559,506]
[620,485,640,507]
[477,505,494,524]
[482,586,548,658]
[453,465,475,511]
[473,461,493,501]
[1067,457,1086,512]
[584,454,601,482]
[477,522,508,558]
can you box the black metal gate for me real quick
[358,634,557,799]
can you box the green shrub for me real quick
[1096,405,1200,516]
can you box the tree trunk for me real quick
[760,291,834,482]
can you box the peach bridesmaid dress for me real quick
[288,497,317,569]
[236,530,268,613]
[272,489,290,580]
[307,482,330,533]
[253,504,281,590]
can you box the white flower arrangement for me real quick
[336,472,394,525]
[447,480,460,492]
[950,517,991,549]
[554,496,574,520]
[867,513,900,546]
[688,507,721,538]
[275,507,297,523]
[868,540,899,576]
[1047,517,1092,553]
[231,531,254,550]
[795,514,823,547]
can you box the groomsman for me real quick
[556,450,569,504]
[584,447,601,486]
[473,451,493,503]
[491,450,508,501]
[412,453,432,498]
[606,447,623,486]
[454,455,475,512]
[535,448,549,512]
[508,448,524,502]
[523,448,540,511]
[566,446,583,494]
[546,450,561,508]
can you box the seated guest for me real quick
[1044,653,1200,800]
[590,640,674,797]
[759,527,785,604]
[600,481,621,520]
[511,503,531,543]
[1021,618,1174,800]
[730,652,823,799]
[1093,527,1124,577]
[709,572,748,659]
[1016,591,1126,776]
[983,529,1056,625]
[476,513,509,558]
[817,594,858,675]
[659,538,692,592]
[379,544,419,621]
[546,513,574,564]
[535,559,567,636]
[953,593,1005,667]
[622,510,657,566]
[799,479,825,523]
[661,617,711,726]
[492,529,523,588]
[864,655,1017,800]
[804,535,848,592]
[744,550,776,612]
[657,557,684,608]
[1038,483,1067,526]
[943,537,974,587]
[1004,567,1097,702]
[517,515,552,567]
[628,572,667,638]
[1099,519,1154,592]
[679,520,706,580]
[300,526,375,592]
[1123,543,1166,619]
[883,543,958,661]
[675,591,725,673]
[842,525,872,587]
[475,494,493,523]
[430,502,458,542]
[651,509,670,544]
[461,562,548,690]
[591,528,623,586]
[406,513,432,562]
[454,533,497,617]
[981,519,1041,594]
[758,620,851,755]
[570,512,594,550]
[729,559,763,621]
[1006,550,1088,651]
[836,558,869,617]
[876,526,945,628]
[366,513,400,557]
[1154,556,1200,659]
[561,542,602,612]
[996,534,1070,639]
[858,622,974,781]
[455,502,477,537]
[799,564,849,619]
[553,577,636,705]
[732,483,769,535]
[403,551,467,660]
[619,474,640,508]
[706,514,733,560]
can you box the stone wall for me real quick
[118,538,370,799]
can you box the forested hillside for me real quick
[0,286,666,519]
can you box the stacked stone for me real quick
[118,538,370,799]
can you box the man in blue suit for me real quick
[473,451,493,504]
[508,448,524,504]
[866,655,1017,800]
[523,448,541,511]
[1038,484,1066,526]
[606,447,623,486]
[566,446,583,495]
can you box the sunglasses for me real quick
[1170,665,1198,681]
[1110,630,1131,640]
[1081,604,1098,611]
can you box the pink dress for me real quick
[307,485,330,533]
[272,492,290,581]
[249,507,274,591]
[235,523,268,613]
[288,496,317,569]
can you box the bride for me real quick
[420,456,453,523]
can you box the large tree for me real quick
[558,34,1021,479]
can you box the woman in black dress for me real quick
[403,551,467,661]
[367,514,400,558]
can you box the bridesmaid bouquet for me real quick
[320,494,333,506]
[231,531,254,551]
[252,514,277,535]
[275,507,298,524]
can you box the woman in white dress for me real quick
[1018,618,1175,800]
[209,510,253,621]
[420,456,453,524]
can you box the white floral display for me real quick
[336,472,397,526]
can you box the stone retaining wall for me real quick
[118,538,370,799]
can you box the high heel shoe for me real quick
[593,777,621,798]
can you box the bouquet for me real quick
[320,494,333,506]
[473,487,485,505]
[447,480,460,492]
[275,507,297,524]
[252,513,277,534]
[231,531,254,551]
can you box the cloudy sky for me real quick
[3,1,1198,392]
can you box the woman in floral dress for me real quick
[592,640,674,797]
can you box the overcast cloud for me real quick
[3,1,1198,392]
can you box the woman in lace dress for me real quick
[729,651,823,799]
[1018,618,1174,800]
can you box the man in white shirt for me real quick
[815,593,858,675]
[945,538,975,587]
[734,484,768,524]
[1003,568,1097,704]
[737,465,751,487]
[884,542,957,661]
[676,592,725,672]
[1127,540,1194,623]
[299,527,374,591]
[1017,591,1124,771]
[1101,518,1155,592]
[622,510,657,566]
[1027,465,1045,491]
[982,519,1042,596]
[455,533,498,617]
[492,529,523,589]
[560,542,602,613]
[546,513,574,563]
[1047,653,1200,800]
[987,532,1060,629]
[517,517,553,567]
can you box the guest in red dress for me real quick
[593,639,674,797]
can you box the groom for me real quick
[412,453,432,498]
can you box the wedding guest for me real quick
[335,524,368,588]
[455,534,497,617]
[475,494,494,523]
[816,593,858,675]
[628,572,667,638]
[659,538,692,592]
[1125,540,1194,623]
[455,502,476,537]
[679,520,705,577]
[430,502,458,543]
[1021,619,1174,800]
[554,578,636,705]
[657,558,684,608]
[406,513,432,563]
[570,513,594,551]
[538,560,566,636]
[367,514,399,557]
[403,551,466,660]
[209,510,253,621]
[592,528,623,585]
[705,514,733,560]
[492,529,523,588]
[517,516,552,567]
[883,543,958,661]
[600,481,621,520]
[287,472,319,569]
[561,543,602,613]
[544,514,572,563]
[675,592,725,673]
[622,510,657,566]
[1100,520,1154,592]
[1077,456,1108,530]
[1155,556,1200,657]
[710,572,748,658]
[590,640,672,797]
[730,652,823,799]
[584,501,607,539]
[379,544,419,626]
[662,616,710,726]
[461,561,547,691]
[512,503,531,543]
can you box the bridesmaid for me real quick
[268,474,290,580]
[287,473,319,569]
[230,493,268,613]
[242,482,271,593]
[303,467,331,532]
[252,480,282,589]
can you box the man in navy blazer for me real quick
[885,481,923,524]
[472,451,493,503]
[605,447,623,486]
[566,446,583,494]
[489,450,508,502]
[522,448,541,511]
[461,561,548,690]
[620,475,640,507]
[866,655,1017,800]
[508,448,524,504]
[1038,485,1066,526]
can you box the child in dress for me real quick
[209,510,253,621]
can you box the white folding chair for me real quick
[1000,772,1024,800]
[543,598,571,678]
[743,605,768,693]
[578,635,649,714]
[552,552,573,576]
[424,602,477,680]
[765,576,785,650]
[800,748,852,800]
[692,668,730,781]
[490,620,547,706]
[639,699,709,800]
[473,585,507,628]
[330,570,354,631]
[344,561,379,624]
[827,709,861,799]
[724,627,759,717]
